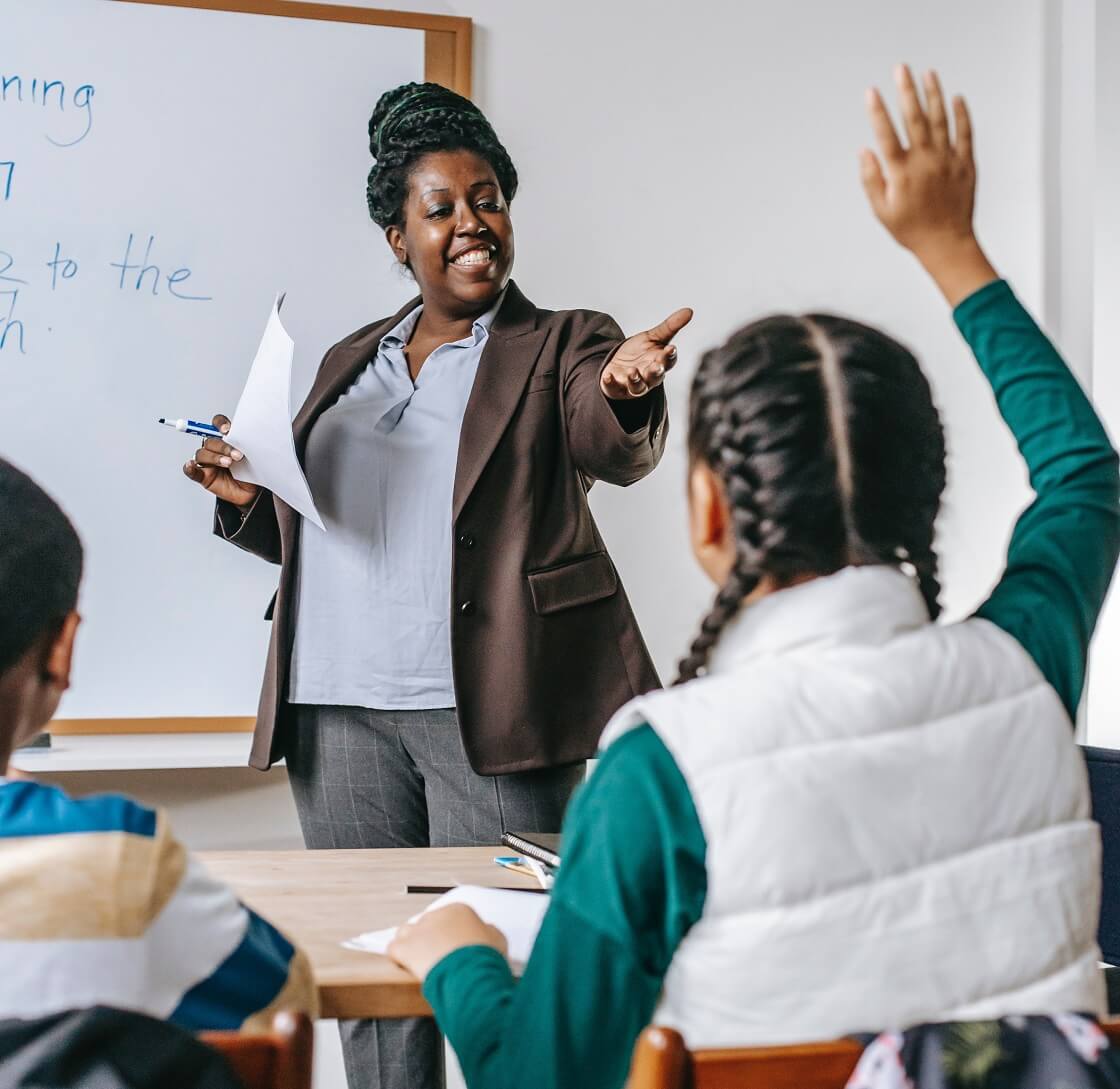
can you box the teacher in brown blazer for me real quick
[182,82,689,1089]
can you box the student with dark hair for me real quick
[182,81,690,1088]
[387,68,1120,1089]
[0,458,317,1031]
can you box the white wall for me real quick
[349,0,1051,680]
[1088,0,1120,743]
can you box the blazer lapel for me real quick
[292,293,421,459]
[284,283,543,525]
[453,281,546,520]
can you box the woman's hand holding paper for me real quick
[183,413,260,509]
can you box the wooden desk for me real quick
[199,847,538,1019]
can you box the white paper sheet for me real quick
[226,294,324,530]
[344,885,550,969]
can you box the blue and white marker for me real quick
[158,417,225,440]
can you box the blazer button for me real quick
[458,534,475,549]
[459,600,476,616]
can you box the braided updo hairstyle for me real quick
[366,82,519,228]
[676,314,947,684]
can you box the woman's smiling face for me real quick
[386,149,515,319]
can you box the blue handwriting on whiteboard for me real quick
[110,233,212,300]
[0,294,25,355]
[0,72,95,147]
[0,251,27,353]
[47,243,78,289]
[0,250,28,287]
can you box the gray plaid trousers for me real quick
[286,705,584,1089]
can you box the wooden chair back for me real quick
[199,1011,313,1089]
[628,1020,1120,1089]
[629,1027,861,1089]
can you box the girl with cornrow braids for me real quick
[185,81,690,1089]
[677,311,947,683]
[391,67,1120,1089]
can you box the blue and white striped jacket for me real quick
[0,780,317,1031]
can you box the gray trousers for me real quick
[286,705,584,1089]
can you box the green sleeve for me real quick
[959,280,1120,720]
[423,724,707,1089]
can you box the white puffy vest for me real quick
[600,566,1104,1048]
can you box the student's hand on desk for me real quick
[182,414,260,509]
[388,904,508,983]
[600,307,693,400]
[860,65,997,307]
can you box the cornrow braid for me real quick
[805,313,946,621]
[366,82,518,228]
[676,410,765,684]
[676,562,758,685]
[675,312,946,684]
[896,446,946,621]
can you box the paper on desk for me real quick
[226,294,324,530]
[344,885,549,969]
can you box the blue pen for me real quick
[495,855,553,888]
[158,417,225,440]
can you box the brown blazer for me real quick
[216,281,666,774]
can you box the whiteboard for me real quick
[0,1,425,718]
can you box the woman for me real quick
[386,69,1118,1089]
[183,82,690,1089]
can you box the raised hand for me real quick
[182,414,261,509]
[601,307,693,400]
[860,66,997,305]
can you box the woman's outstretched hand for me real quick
[860,65,997,306]
[601,307,693,400]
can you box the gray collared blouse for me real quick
[288,292,504,710]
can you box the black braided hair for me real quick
[366,82,518,228]
[675,313,946,684]
[0,458,83,673]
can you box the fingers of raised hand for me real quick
[895,64,931,147]
[859,147,887,212]
[866,86,904,164]
[952,94,973,164]
[923,70,950,149]
[212,413,232,434]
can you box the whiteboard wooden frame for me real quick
[50,1,471,737]
[116,0,473,96]
[51,717,256,735]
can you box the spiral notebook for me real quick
[500,831,561,869]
